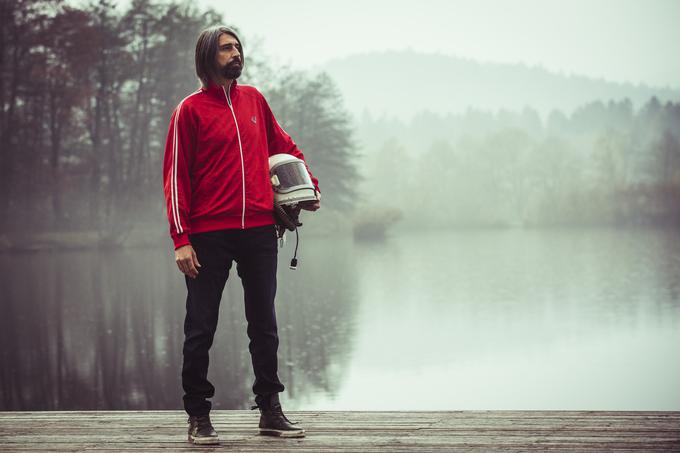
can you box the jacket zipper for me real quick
[223,82,246,229]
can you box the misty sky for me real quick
[186,0,679,89]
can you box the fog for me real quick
[1,0,679,411]
[198,0,680,89]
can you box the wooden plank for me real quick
[0,411,678,453]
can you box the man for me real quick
[162,25,320,445]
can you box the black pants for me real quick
[181,225,285,416]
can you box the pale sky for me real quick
[190,0,680,89]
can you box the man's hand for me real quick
[299,191,321,211]
[175,244,201,279]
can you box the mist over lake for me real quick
[2,227,679,411]
[1,0,679,413]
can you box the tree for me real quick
[265,71,359,211]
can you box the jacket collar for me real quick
[202,79,238,101]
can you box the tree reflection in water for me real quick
[0,240,358,410]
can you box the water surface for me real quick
[1,228,679,411]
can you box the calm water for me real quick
[1,228,679,411]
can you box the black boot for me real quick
[187,414,220,445]
[253,393,305,438]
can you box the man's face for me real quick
[215,33,242,80]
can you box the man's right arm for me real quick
[163,102,202,278]
[162,102,196,250]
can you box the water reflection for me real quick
[310,228,680,411]
[0,238,359,410]
[1,228,679,411]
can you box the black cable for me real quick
[289,227,299,270]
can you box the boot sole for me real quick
[188,434,220,445]
[259,428,306,438]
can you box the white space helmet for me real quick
[269,154,316,206]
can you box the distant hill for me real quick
[318,51,680,121]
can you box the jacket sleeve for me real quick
[261,95,320,193]
[163,102,196,249]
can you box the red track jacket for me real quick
[163,80,319,249]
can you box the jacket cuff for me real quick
[172,233,191,250]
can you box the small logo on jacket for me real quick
[251,116,257,124]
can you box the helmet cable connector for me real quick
[289,228,299,270]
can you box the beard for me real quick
[221,60,243,80]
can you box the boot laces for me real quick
[188,415,212,430]
[251,402,294,424]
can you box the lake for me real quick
[1,227,679,411]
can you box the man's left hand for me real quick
[299,191,320,211]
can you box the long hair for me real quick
[195,26,244,88]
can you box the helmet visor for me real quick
[272,161,314,193]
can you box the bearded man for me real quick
[162,25,320,445]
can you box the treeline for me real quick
[0,0,357,243]
[360,98,680,227]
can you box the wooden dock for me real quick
[1,410,679,452]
